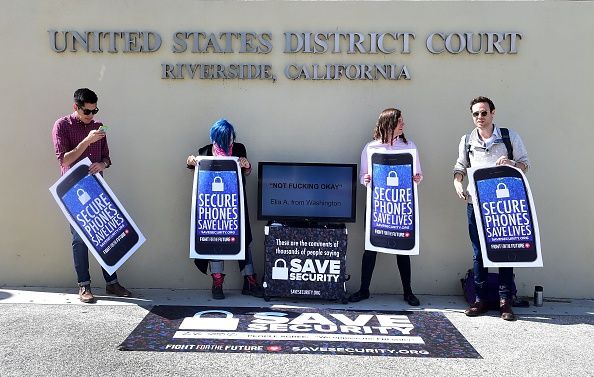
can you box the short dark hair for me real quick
[73,88,98,107]
[469,96,495,112]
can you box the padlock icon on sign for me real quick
[272,259,289,280]
[212,176,224,192]
[386,171,399,186]
[77,189,91,205]
[496,183,510,199]
[178,310,239,331]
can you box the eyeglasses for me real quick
[78,106,99,115]
[472,111,489,118]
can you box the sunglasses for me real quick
[78,106,99,115]
[472,111,489,118]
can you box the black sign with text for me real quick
[263,224,347,301]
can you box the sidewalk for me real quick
[1,287,592,377]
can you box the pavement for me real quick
[0,287,592,377]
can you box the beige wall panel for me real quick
[0,1,592,298]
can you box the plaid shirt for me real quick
[52,112,111,175]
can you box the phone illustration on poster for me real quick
[49,158,146,275]
[469,165,543,267]
[364,149,419,255]
[190,157,245,260]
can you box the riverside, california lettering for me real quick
[49,30,521,81]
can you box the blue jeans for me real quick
[467,204,513,301]
[70,226,117,286]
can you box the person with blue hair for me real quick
[186,119,263,299]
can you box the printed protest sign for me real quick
[263,224,347,300]
[468,165,542,267]
[49,158,145,275]
[120,305,481,358]
[190,157,245,260]
[365,150,419,255]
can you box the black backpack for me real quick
[465,127,513,166]
[461,269,519,309]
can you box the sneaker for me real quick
[464,301,489,317]
[500,299,516,321]
[404,293,420,306]
[242,274,264,298]
[211,273,225,300]
[348,290,370,302]
[106,282,132,297]
[79,285,96,303]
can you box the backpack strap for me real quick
[500,127,514,160]
[465,128,514,167]
[465,133,472,167]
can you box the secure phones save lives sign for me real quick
[468,165,543,268]
[190,156,245,260]
[49,158,146,275]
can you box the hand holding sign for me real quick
[49,158,145,275]
[364,150,420,255]
[469,165,542,267]
[190,157,245,260]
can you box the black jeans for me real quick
[358,250,412,295]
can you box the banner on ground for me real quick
[468,165,542,267]
[120,305,480,358]
[49,158,145,275]
[190,156,245,260]
[365,149,419,255]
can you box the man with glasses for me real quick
[453,96,530,321]
[52,88,132,303]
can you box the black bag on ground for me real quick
[461,269,518,310]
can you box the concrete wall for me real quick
[1,1,592,298]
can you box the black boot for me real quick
[348,290,370,302]
[242,274,264,298]
[403,292,420,306]
[211,273,225,300]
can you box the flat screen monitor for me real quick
[257,162,357,223]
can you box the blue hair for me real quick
[209,119,236,154]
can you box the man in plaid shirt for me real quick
[52,88,132,303]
